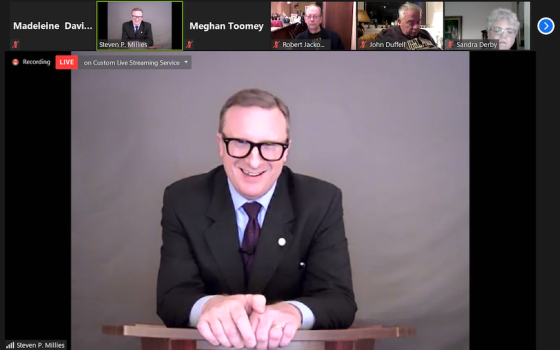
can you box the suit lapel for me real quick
[204,168,246,294]
[247,170,295,293]
[129,21,135,38]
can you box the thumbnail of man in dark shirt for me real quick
[375,2,441,50]
[295,5,345,50]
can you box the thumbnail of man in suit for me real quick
[375,2,440,50]
[122,7,153,46]
[156,88,357,349]
[295,5,345,50]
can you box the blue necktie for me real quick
[134,26,138,38]
[241,202,262,282]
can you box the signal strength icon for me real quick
[6,342,15,349]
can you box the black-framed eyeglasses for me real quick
[132,16,143,19]
[221,134,289,162]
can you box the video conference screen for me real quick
[4,1,546,350]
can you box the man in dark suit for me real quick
[122,7,153,46]
[157,89,357,350]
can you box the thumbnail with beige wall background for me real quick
[444,1,530,49]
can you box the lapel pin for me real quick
[278,238,286,246]
[299,262,305,269]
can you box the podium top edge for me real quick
[102,324,416,340]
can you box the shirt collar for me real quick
[227,178,277,211]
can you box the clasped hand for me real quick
[197,294,302,349]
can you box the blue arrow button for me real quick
[538,17,554,35]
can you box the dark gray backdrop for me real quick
[71,51,469,350]
[108,2,172,49]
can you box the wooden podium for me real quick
[102,324,416,350]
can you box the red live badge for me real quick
[55,55,79,69]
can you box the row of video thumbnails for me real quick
[93,2,527,51]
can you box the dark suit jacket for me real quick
[122,20,153,46]
[156,165,357,329]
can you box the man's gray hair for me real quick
[306,4,322,16]
[398,2,422,19]
[487,8,520,32]
[131,8,143,14]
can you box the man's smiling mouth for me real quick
[240,168,265,177]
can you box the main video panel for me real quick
[69,49,470,350]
